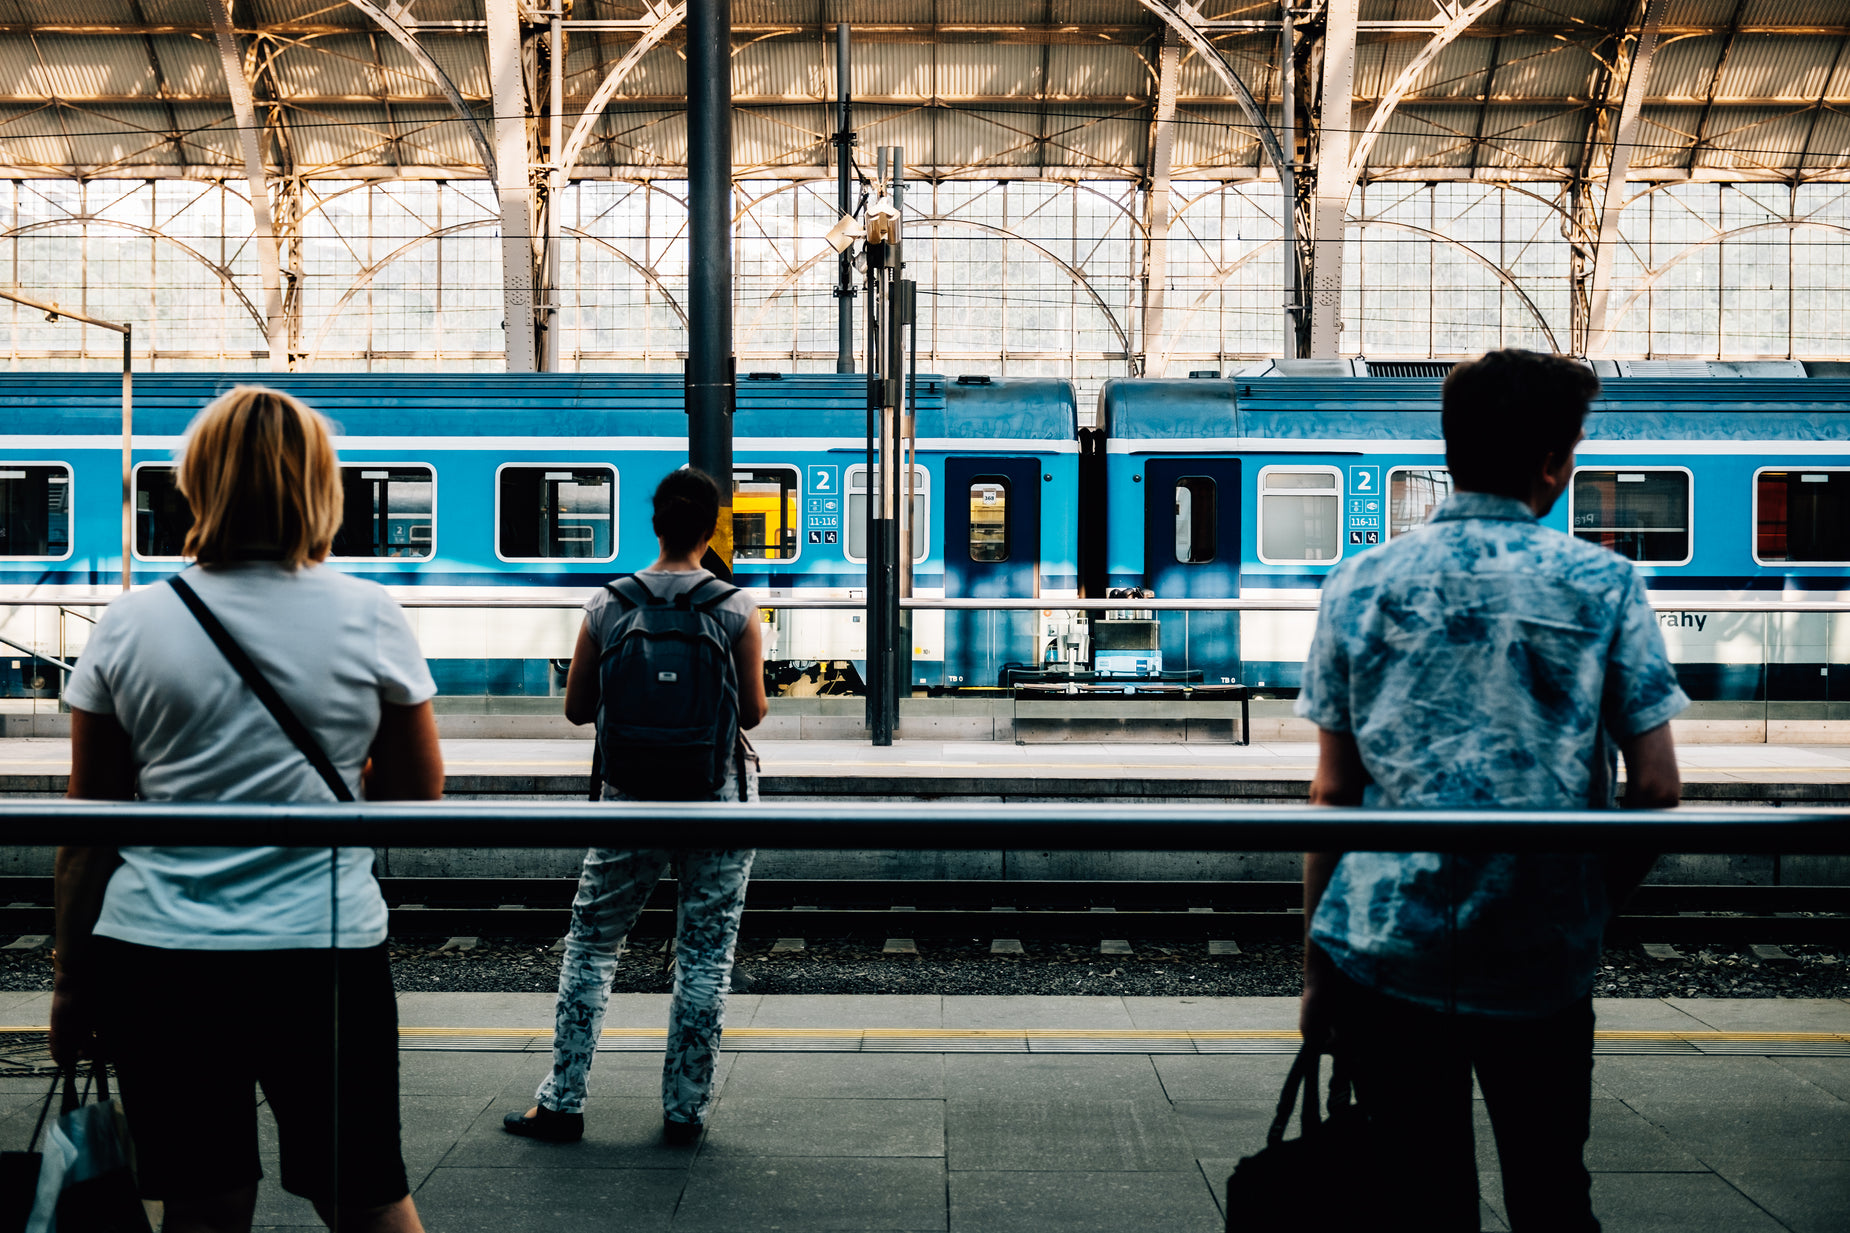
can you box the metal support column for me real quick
[542,9,564,371]
[1586,0,1667,355]
[208,0,286,369]
[488,0,536,373]
[863,147,907,744]
[834,22,856,373]
[687,0,735,569]
[1308,0,1359,359]
[1140,28,1179,376]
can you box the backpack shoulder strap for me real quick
[687,577,740,612]
[168,575,354,803]
[607,574,656,611]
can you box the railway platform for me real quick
[0,991,1842,1232]
[4,736,1850,799]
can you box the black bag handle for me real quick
[1265,1043,1354,1148]
[168,576,354,804]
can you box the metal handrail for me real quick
[0,633,72,671]
[5,596,1850,613]
[7,800,1850,853]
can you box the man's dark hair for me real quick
[652,468,721,555]
[1442,350,1600,499]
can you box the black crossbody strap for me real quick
[168,575,355,803]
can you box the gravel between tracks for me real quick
[1,938,1839,1000]
[390,937,1847,1000]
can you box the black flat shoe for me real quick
[503,1106,584,1143]
[662,1117,703,1146]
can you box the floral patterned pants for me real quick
[536,761,756,1125]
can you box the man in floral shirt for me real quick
[1296,349,1686,1232]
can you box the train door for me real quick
[1142,457,1241,683]
[944,456,1041,688]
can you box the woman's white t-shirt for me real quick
[64,562,436,950]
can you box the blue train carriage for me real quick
[737,373,1080,693]
[0,371,1081,700]
[1095,362,1850,703]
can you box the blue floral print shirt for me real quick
[1296,491,1689,1017]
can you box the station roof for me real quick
[0,1,1840,184]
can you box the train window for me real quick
[1257,467,1342,564]
[0,464,72,559]
[1174,477,1217,563]
[733,467,799,561]
[1388,468,1453,537]
[968,479,1010,562]
[1756,468,1850,564]
[496,465,617,561]
[332,466,433,560]
[133,465,192,558]
[1570,468,1691,564]
[845,466,929,562]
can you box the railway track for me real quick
[0,878,1841,946]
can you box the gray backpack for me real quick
[595,573,740,801]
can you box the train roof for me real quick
[0,372,1077,442]
[1099,376,1850,443]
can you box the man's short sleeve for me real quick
[1294,579,1352,734]
[1603,568,1689,740]
[373,590,437,707]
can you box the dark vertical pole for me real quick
[835,22,855,373]
[687,0,734,571]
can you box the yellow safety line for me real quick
[378,1026,1850,1046]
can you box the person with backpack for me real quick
[504,468,768,1147]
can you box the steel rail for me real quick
[7,801,1850,853]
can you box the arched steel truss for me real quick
[1603,219,1850,341]
[0,215,265,334]
[304,218,501,365]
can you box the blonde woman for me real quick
[52,386,442,1233]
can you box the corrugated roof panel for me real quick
[1719,34,1848,104]
[386,103,492,166]
[609,44,688,98]
[1046,42,1150,100]
[1630,108,1697,169]
[0,110,80,168]
[17,0,139,22]
[415,33,490,99]
[1742,0,1850,23]
[1169,104,1265,171]
[1473,36,1604,102]
[595,104,686,165]
[1459,105,1590,169]
[733,39,826,101]
[1038,103,1145,170]
[1394,36,1497,101]
[925,43,1047,98]
[1798,109,1850,170]
[149,34,220,99]
[62,104,186,167]
[1664,0,1751,23]
[1697,108,1817,172]
[1651,33,1728,102]
[270,36,392,100]
[921,104,1038,166]
[166,103,240,165]
[734,105,826,170]
[0,41,41,96]
[28,35,158,99]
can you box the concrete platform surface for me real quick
[5,735,1850,786]
[1,994,1840,1232]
